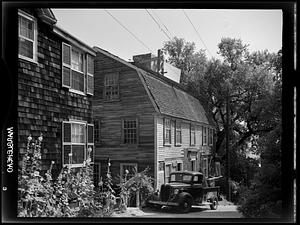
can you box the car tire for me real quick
[210,197,218,210]
[178,197,192,213]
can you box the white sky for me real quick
[52,8,282,61]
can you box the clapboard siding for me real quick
[93,51,156,179]
[18,9,93,177]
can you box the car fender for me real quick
[177,192,193,203]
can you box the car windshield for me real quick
[170,173,192,183]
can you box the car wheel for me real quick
[179,197,192,213]
[210,197,218,210]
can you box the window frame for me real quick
[203,126,208,146]
[122,117,139,145]
[18,10,37,63]
[104,72,120,101]
[94,119,100,143]
[62,120,94,168]
[175,120,182,146]
[163,118,171,146]
[62,42,94,96]
[190,124,196,146]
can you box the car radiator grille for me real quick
[160,184,172,202]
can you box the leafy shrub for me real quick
[118,167,154,208]
[18,135,117,217]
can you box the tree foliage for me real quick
[163,37,282,217]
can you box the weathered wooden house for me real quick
[92,47,216,190]
[17,8,95,177]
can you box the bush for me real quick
[18,134,117,217]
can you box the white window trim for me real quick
[62,120,92,168]
[18,10,37,63]
[62,42,89,96]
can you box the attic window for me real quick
[18,11,37,62]
[104,73,119,101]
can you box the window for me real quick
[164,118,171,145]
[62,121,94,167]
[18,11,37,62]
[62,42,94,95]
[158,161,165,171]
[123,119,138,144]
[165,164,171,183]
[175,121,182,145]
[203,126,207,145]
[177,162,182,171]
[191,160,196,171]
[120,163,137,181]
[104,73,119,100]
[190,124,196,146]
[94,119,100,143]
[209,128,214,146]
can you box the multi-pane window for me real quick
[164,118,171,145]
[104,73,119,100]
[123,119,138,144]
[203,126,208,145]
[62,42,94,95]
[208,128,214,146]
[175,121,182,145]
[18,11,36,62]
[62,121,94,167]
[94,119,100,143]
[190,124,196,146]
[120,163,137,181]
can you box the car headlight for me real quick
[173,189,179,195]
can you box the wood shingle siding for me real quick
[18,9,94,176]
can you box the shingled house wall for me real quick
[18,9,92,177]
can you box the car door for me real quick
[190,175,204,203]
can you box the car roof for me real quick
[170,171,203,176]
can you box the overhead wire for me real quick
[104,9,155,54]
[150,9,175,40]
[145,9,172,42]
[182,9,213,58]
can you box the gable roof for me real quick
[93,46,213,126]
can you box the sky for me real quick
[52,8,282,62]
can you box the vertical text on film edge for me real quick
[7,127,13,173]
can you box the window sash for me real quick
[18,11,36,62]
[123,119,138,144]
[62,121,94,167]
[175,121,182,145]
[164,118,171,145]
[104,73,119,100]
[71,49,84,72]
[190,124,196,146]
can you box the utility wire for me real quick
[104,9,155,54]
[182,9,213,57]
[150,9,175,39]
[145,9,172,41]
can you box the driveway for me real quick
[112,204,243,218]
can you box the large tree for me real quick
[163,37,207,85]
[163,37,282,188]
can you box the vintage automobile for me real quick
[147,171,220,213]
